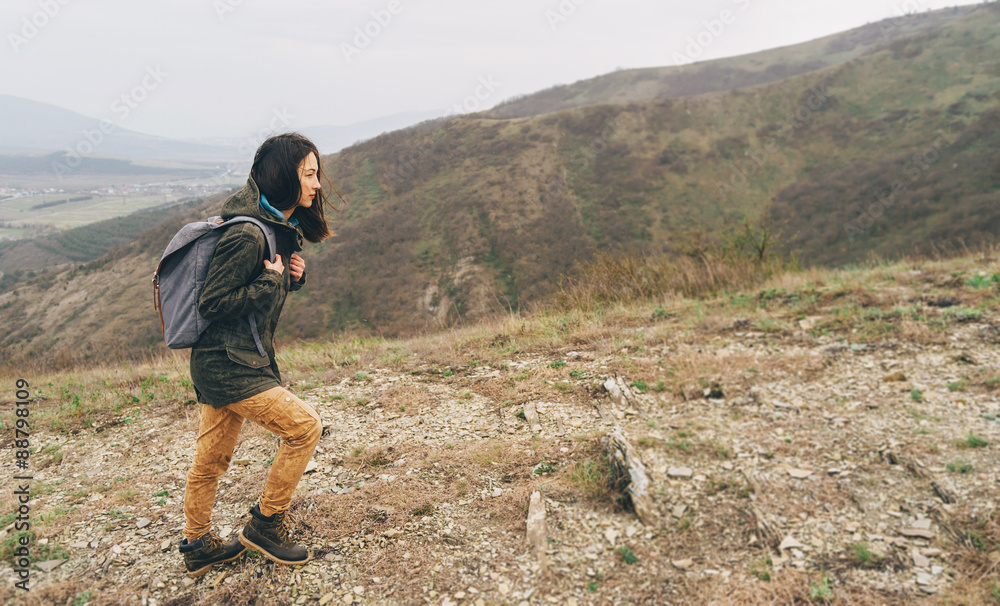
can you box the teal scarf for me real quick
[259,194,299,227]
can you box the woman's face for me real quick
[296,152,321,210]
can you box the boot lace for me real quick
[275,511,295,544]
[201,531,222,553]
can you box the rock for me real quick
[912,551,931,569]
[526,491,547,569]
[353,586,364,595]
[232,459,251,466]
[304,460,319,473]
[912,519,932,530]
[491,487,503,498]
[604,527,619,547]
[34,559,65,573]
[342,594,354,605]
[883,371,907,382]
[71,541,89,549]
[219,526,232,539]
[136,517,151,529]
[182,578,195,587]
[779,536,804,551]
[672,504,688,518]
[498,582,510,596]
[523,402,542,433]
[668,467,693,478]
[900,528,935,540]
[160,539,171,552]
[787,468,813,479]
[384,528,402,538]
[602,428,658,524]
[671,558,693,570]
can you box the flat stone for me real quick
[912,519,932,530]
[497,582,510,596]
[912,551,931,569]
[604,527,619,547]
[671,558,693,570]
[384,528,402,538]
[160,539,171,551]
[668,467,693,478]
[136,517,151,529]
[182,578,195,587]
[779,536,804,551]
[71,541,89,549]
[883,371,907,382]
[900,528,935,540]
[304,460,319,473]
[672,505,688,518]
[34,559,65,573]
[319,595,334,606]
[787,468,813,479]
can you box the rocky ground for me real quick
[1,265,999,605]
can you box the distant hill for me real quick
[1,4,998,371]
[0,95,238,164]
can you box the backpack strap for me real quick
[217,216,279,358]
[217,216,277,263]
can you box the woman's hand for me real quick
[264,254,285,275]
[290,253,306,281]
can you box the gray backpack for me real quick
[153,216,276,357]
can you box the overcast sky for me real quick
[1,0,986,141]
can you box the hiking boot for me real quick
[238,503,310,565]
[179,531,246,578]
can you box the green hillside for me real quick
[488,6,979,118]
[1,4,998,371]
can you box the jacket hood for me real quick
[221,176,301,236]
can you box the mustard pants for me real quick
[183,386,321,541]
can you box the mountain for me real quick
[487,5,981,119]
[0,95,237,163]
[1,4,998,371]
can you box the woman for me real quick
[178,132,334,578]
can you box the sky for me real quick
[0,0,987,141]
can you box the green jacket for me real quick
[190,176,306,408]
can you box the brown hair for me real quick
[250,132,342,243]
